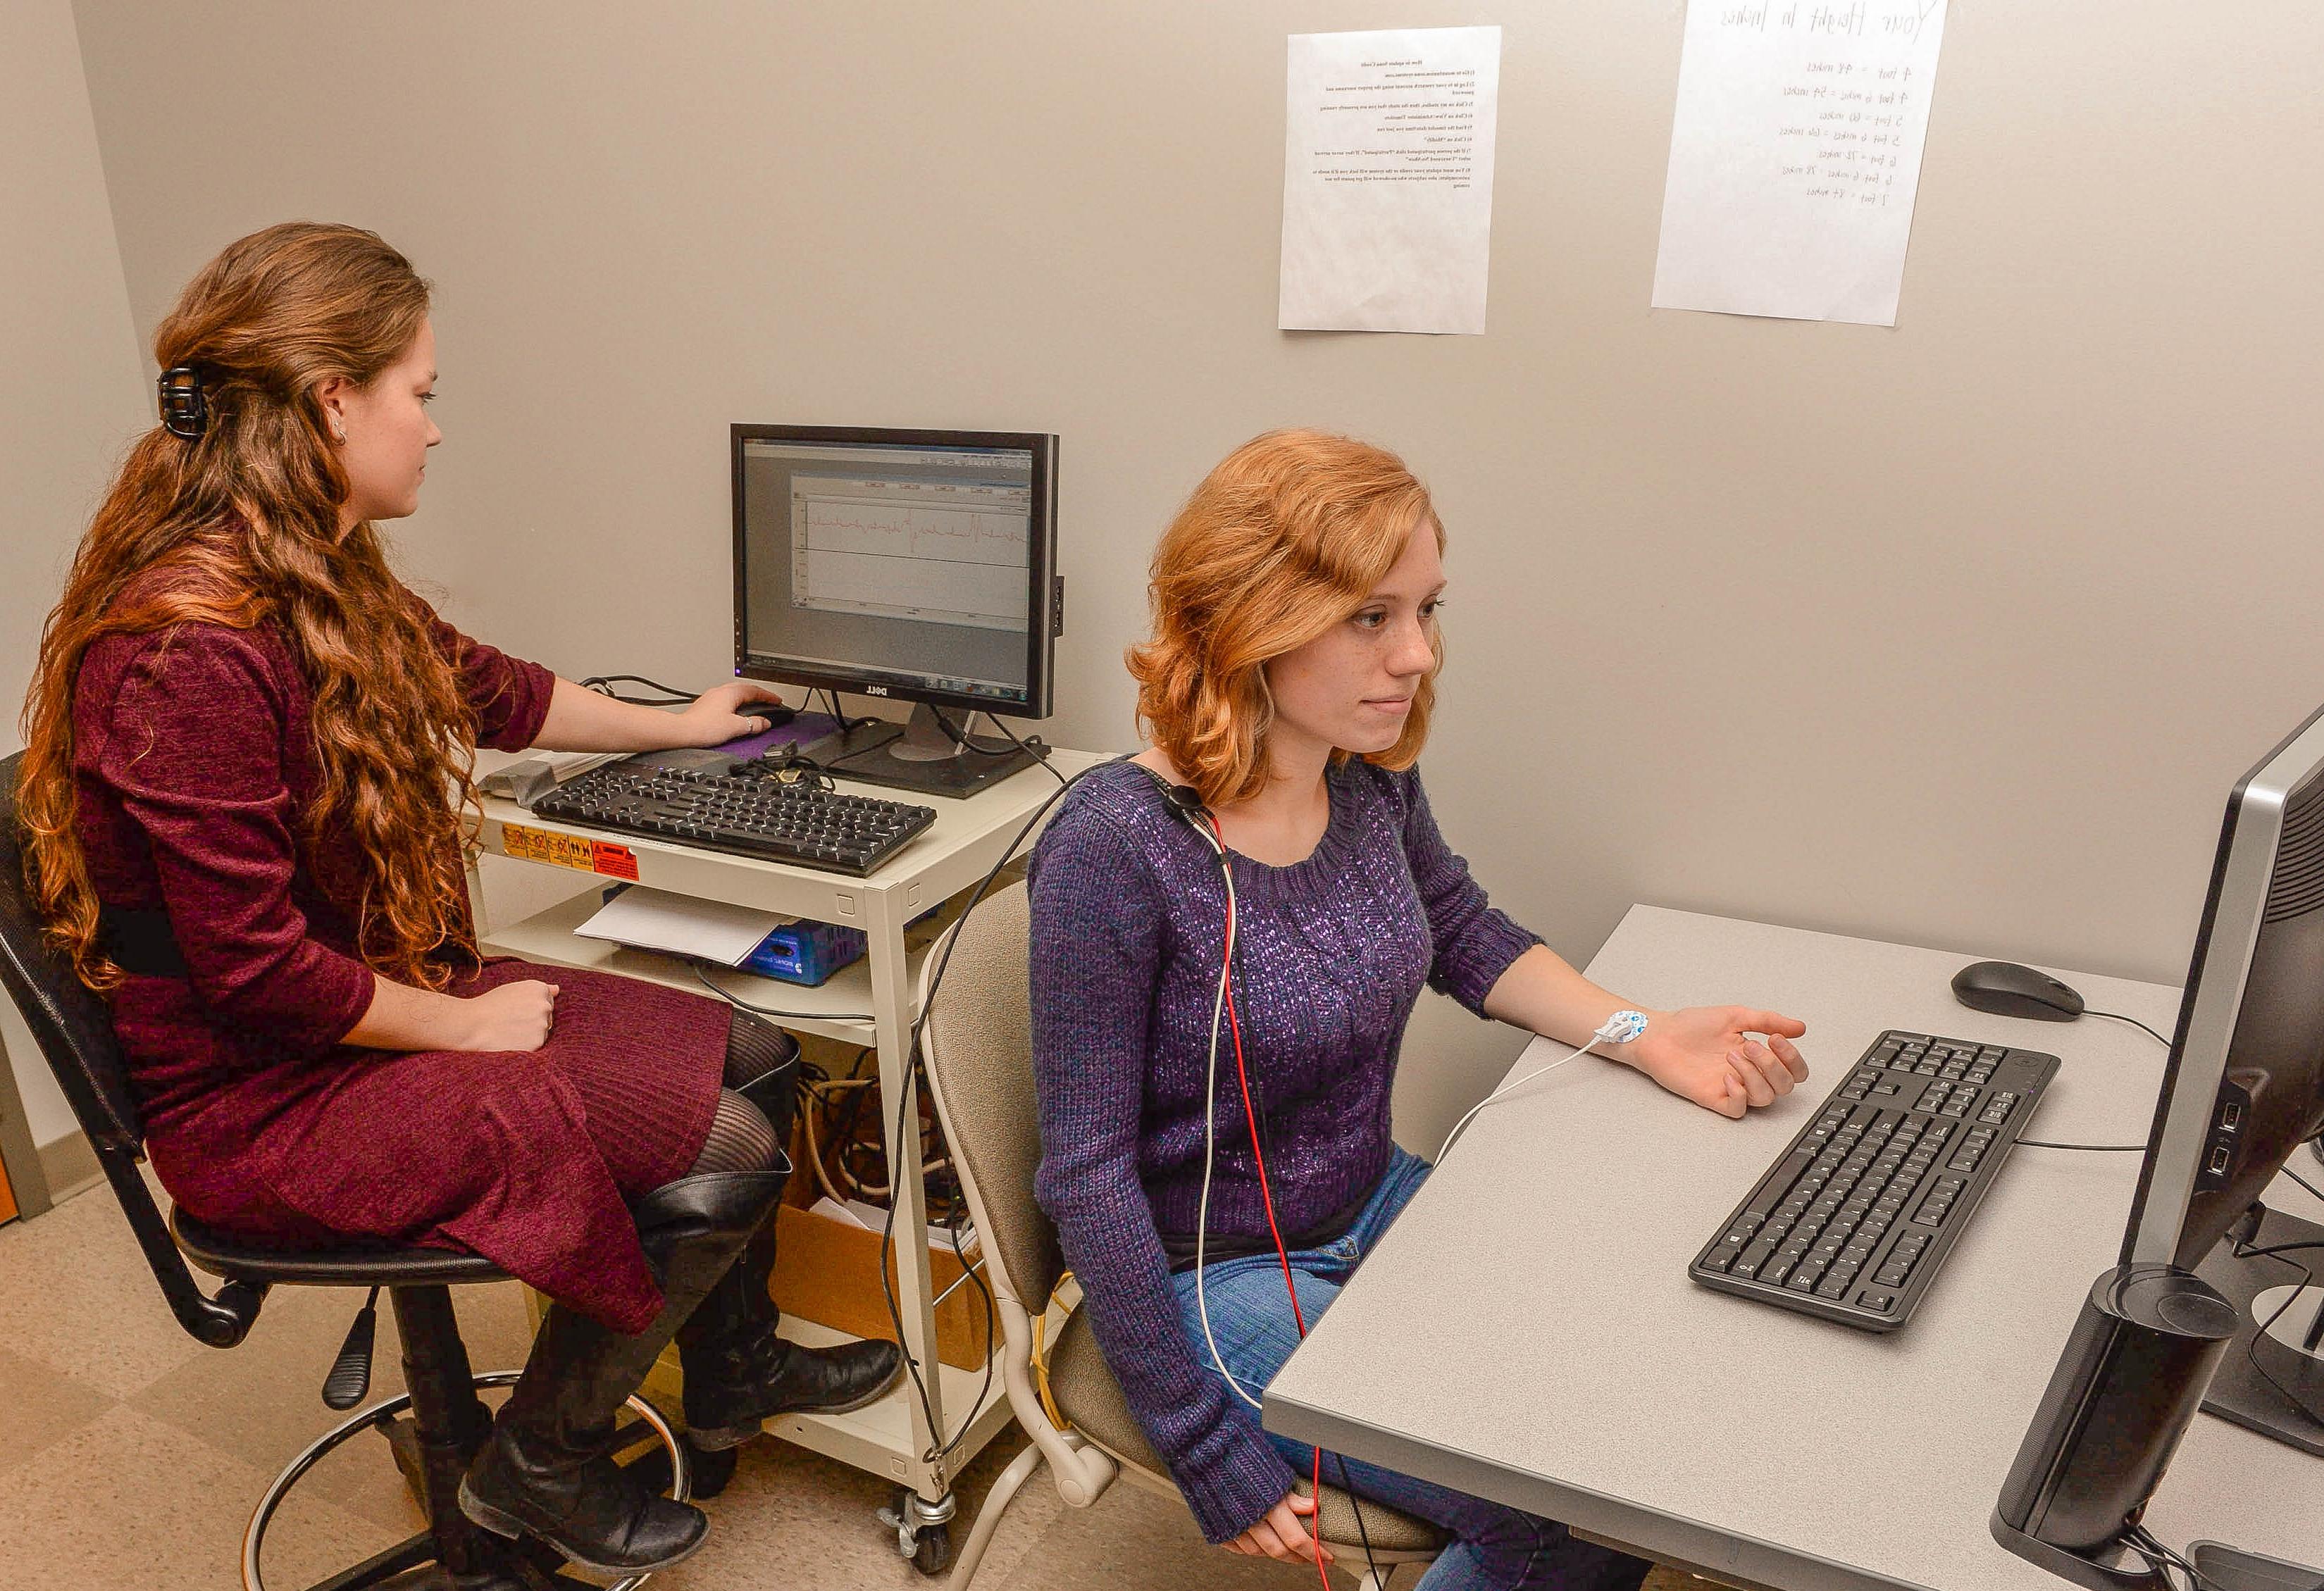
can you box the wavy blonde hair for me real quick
[1127,428,1443,809]
[18,222,481,993]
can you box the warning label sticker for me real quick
[502,823,640,881]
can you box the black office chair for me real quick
[0,751,686,1591]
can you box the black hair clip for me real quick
[156,366,209,439]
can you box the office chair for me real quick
[914,880,1446,1591]
[0,751,686,1591]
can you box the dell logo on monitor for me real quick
[864,685,889,697]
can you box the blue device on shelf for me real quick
[738,918,867,987]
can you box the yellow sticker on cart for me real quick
[501,823,639,881]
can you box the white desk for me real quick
[470,748,1107,1511]
[1263,906,2324,1591]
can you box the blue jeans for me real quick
[1170,1149,1652,1591]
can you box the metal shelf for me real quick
[479,887,931,1047]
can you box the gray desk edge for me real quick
[1266,1387,1930,1591]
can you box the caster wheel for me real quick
[683,1438,739,1500]
[910,1521,954,1577]
[878,1485,959,1576]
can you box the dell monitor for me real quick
[1996,702,2324,1589]
[732,424,1060,798]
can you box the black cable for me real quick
[2230,1237,2324,1264]
[943,1196,999,1447]
[2284,1159,2324,1205]
[2016,1138,2146,1152]
[2235,1244,2323,1480]
[979,712,1068,788]
[685,959,872,1024]
[933,709,1023,759]
[2084,1008,2172,1047]
[580,673,698,706]
[822,724,907,770]
[822,689,870,732]
[1326,1451,1381,1583]
[876,758,1108,1461]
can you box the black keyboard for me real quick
[528,754,937,876]
[1689,1030,2059,1330]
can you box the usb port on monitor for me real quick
[2207,1144,2232,1175]
[2219,1100,2242,1130]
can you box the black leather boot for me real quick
[459,1168,785,1577]
[676,1221,907,1449]
[676,1061,905,1449]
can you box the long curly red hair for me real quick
[18,222,483,993]
[1128,428,1444,809]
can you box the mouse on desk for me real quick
[1951,960,2087,1022]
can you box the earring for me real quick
[332,418,347,444]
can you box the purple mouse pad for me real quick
[712,711,841,761]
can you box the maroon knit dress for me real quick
[69,588,726,1333]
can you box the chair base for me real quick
[244,1370,688,1591]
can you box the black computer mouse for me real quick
[1951,960,2086,1023]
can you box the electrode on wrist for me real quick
[1595,1009,1650,1046]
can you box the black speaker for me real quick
[1993,1264,2238,1589]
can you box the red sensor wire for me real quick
[1207,814,1331,1589]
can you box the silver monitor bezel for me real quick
[2125,702,2324,1266]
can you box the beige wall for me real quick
[68,3,2324,1146]
[1,1,148,1147]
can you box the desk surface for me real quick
[1264,906,2324,1591]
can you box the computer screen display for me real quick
[731,426,1057,715]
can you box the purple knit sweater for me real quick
[1028,757,1539,1542]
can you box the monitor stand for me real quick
[807,703,1038,799]
[2196,1202,2324,1455]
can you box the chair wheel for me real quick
[910,1521,953,1577]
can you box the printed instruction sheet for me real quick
[1653,0,1949,325]
[1279,25,1501,335]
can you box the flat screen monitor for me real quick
[1996,703,2324,1587]
[731,425,1060,797]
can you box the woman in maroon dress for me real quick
[15,222,897,1577]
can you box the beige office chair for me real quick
[916,880,1444,1590]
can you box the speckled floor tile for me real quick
[0,1342,114,1480]
[0,1402,404,1591]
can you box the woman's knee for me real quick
[688,1087,786,1176]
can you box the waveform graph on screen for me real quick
[790,475,1031,632]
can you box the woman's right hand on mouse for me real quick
[458,980,560,1052]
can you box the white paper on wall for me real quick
[1653,0,1949,326]
[1278,26,1501,335]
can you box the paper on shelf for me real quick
[575,885,789,967]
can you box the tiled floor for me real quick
[0,1177,1708,1590]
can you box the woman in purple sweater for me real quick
[1029,430,1812,1589]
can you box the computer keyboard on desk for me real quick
[1689,1030,2059,1330]
[527,755,937,876]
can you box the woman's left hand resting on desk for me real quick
[1624,1005,1810,1117]
[1483,943,1809,1118]
[530,676,791,753]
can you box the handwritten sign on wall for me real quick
[1653,0,1949,325]
[1279,26,1502,335]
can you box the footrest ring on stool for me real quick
[242,1368,690,1591]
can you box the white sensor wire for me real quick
[1189,825,1268,1409]
[1438,1011,1650,1163]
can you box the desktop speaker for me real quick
[1993,1264,2238,1590]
